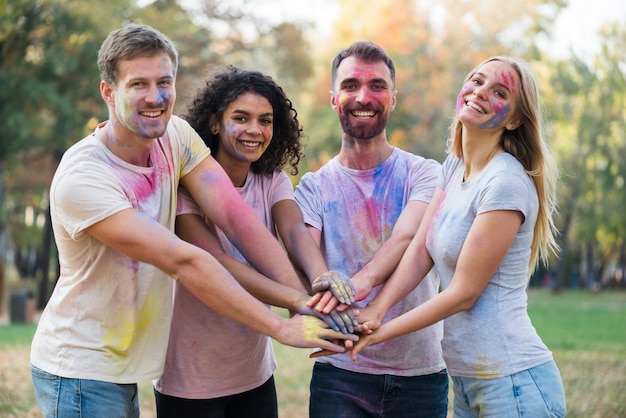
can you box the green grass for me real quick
[0,324,37,348]
[2,289,625,417]
[527,289,626,352]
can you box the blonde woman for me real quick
[351,56,566,417]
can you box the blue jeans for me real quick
[452,360,567,417]
[309,362,448,418]
[31,364,140,418]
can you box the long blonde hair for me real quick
[447,56,559,274]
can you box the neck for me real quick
[215,151,251,187]
[338,133,393,170]
[96,122,154,167]
[461,130,503,181]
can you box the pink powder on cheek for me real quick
[456,85,471,114]
[490,97,508,115]
[499,71,517,93]
[260,126,272,140]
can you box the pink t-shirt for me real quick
[155,169,294,398]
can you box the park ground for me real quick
[1,288,625,417]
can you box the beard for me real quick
[338,106,388,140]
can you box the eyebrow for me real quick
[340,76,389,86]
[231,109,274,117]
[475,71,513,93]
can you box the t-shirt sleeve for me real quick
[476,170,534,224]
[177,186,203,216]
[269,170,296,207]
[170,116,211,177]
[294,172,323,231]
[408,157,441,203]
[52,163,131,239]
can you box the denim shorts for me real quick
[451,360,567,418]
[309,362,449,418]
[31,364,140,418]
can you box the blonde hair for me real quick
[447,56,559,274]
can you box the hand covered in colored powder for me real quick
[281,315,358,353]
[298,303,359,334]
[311,270,355,305]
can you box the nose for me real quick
[145,84,163,105]
[246,120,262,135]
[473,85,487,100]
[355,87,370,104]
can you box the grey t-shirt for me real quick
[427,152,553,378]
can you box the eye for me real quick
[493,89,507,99]
[260,117,273,125]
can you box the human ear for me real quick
[208,114,219,135]
[330,91,338,111]
[506,118,522,131]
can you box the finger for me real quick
[321,296,340,315]
[328,310,348,334]
[329,281,349,304]
[350,344,361,361]
[311,279,330,293]
[330,309,353,334]
[315,291,334,312]
[328,275,355,304]
[309,348,336,358]
[320,329,359,343]
[306,292,323,308]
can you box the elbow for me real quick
[449,287,481,313]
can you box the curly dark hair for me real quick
[184,65,305,176]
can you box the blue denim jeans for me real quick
[31,364,140,418]
[452,360,567,418]
[309,362,449,418]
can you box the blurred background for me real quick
[2,0,625,314]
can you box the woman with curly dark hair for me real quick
[154,65,357,418]
[185,64,304,178]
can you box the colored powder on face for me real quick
[456,85,472,115]
[498,70,517,94]
[479,102,510,129]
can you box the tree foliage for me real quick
[545,21,626,287]
[297,0,565,171]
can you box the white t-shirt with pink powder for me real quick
[30,116,210,384]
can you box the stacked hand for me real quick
[311,270,355,304]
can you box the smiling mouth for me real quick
[140,110,164,118]
[465,101,486,114]
[351,110,376,119]
[240,140,262,148]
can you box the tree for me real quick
[545,21,626,289]
[296,0,565,172]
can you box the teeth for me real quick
[141,111,162,117]
[240,141,260,147]
[466,102,485,114]
[352,110,374,118]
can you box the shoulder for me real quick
[392,147,441,171]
